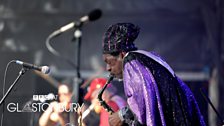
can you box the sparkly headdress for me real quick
[103,23,140,54]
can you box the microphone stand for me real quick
[72,22,83,104]
[0,67,28,126]
[46,23,83,104]
[72,22,83,126]
[0,67,28,106]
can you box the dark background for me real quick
[0,0,223,125]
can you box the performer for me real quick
[83,78,126,126]
[102,23,206,126]
[39,84,78,126]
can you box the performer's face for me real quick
[58,85,72,104]
[103,53,123,79]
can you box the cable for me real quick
[0,60,16,126]
[46,31,61,57]
[46,31,77,69]
[200,88,224,125]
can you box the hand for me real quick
[109,112,123,126]
[49,101,59,112]
[48,102,60,122]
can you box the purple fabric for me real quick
[123,58,166,126]
[123,51,205,126]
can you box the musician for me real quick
[83,78,126,126]
[39,84,78,126]
[102,23,206,126]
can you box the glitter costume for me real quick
[121,50,206,126]
[102,22,206,126]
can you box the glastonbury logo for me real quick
[7,94,84,113]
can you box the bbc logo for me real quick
[33,94,58,102]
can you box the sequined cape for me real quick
[123,50,206,126]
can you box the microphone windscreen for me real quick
[88,9,102,21]
[41,66,50,74]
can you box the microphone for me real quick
[14,60,50,74]
[52,9,102,36]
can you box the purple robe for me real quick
[123,50,205,126]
